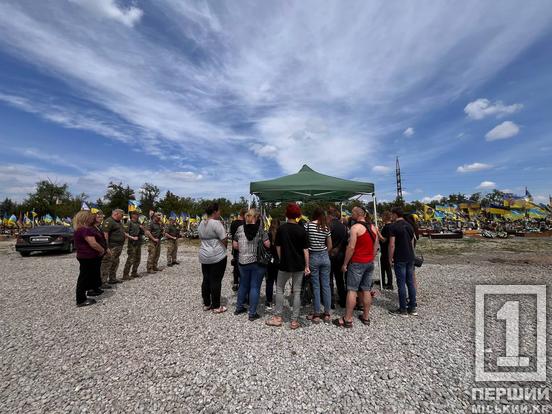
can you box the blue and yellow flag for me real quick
[128,200,140,212]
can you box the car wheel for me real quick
[20,252,31,257]
[67,242,74,253]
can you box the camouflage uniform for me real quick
[123,219,144,279]
[100,216,126,283]
[147,220,163,272]
[166,223,179,265]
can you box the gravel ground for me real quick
[0,241,550,413]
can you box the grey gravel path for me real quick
[0,242,550,413]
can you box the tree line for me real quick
[0,180,511,219]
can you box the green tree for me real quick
[139,182,160,214]
[448,193,468,205]
[157,191,181,215]
[482,189,505,207]
[104,182,135,213]
[0,198,18,216]
[469,192,482,203]
[25,180,71,216]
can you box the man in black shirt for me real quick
[388,207,417,317]
[327,206,347,308]
[230,208,247,291]
[379,212,393,289]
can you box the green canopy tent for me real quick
[249,164,386,288]
[249,164,378,224]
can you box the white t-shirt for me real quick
[198,219,227,264]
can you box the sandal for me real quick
[332,317,353,328]
[290,320,300,330]
[358,315,371,326]
[212,306,227,314]
[306,314,321,324]
[322,313,331,323]
[265,317,283,327]
[203,305,212,311]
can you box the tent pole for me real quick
[372,193,378,228]
[372,193,383,291]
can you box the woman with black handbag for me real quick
[233,209,271,321]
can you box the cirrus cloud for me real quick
[68,0,143,27]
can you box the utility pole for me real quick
[395,156,403,204]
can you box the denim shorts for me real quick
[346,262,374,292]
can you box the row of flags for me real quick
[2,212,72,227]
[421,197,550,222]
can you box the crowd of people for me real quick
[73,209,181,307]
[198,202,419,329]
[71,201,419,324]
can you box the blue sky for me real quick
[0,0,551,204]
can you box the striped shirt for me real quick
[305,222,331,252]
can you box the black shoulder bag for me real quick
[256,224,273,266]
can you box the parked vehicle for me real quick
[15,225,74,257]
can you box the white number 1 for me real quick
[496,301,530,367]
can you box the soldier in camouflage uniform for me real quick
[122,211,144,280]
[165,217,180,266]
[100,209,129,285]
[145,212,163,273]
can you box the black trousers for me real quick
[329,254,346,307]
[201,257,227,309]
[380,253,393,287]
[232,250,240,285]
[265,263,278,303]
[76,257,102,304]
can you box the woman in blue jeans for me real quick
[305,208,333,323]
[233,209,270,321]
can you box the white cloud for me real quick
[69,0,143,27]
[403,127,415,137]
[173,171,203,181]
[372,165,392,174]
[252,144,278,158]
[485,121,520,141]
[456,162,493,173]
[477,181,496,190]
[464,98,523,120]
[0,1,550,198]
[421,194,444,203]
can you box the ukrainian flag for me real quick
[128,200,140,212]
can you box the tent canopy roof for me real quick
[250,164,375,202]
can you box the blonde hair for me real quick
[73,210,92,231]
[244,208,258,224]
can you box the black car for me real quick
[15,225,75,257]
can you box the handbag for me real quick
[414,253,424,268]
[256,225,273,266]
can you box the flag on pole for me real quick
[128,200,140,212]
